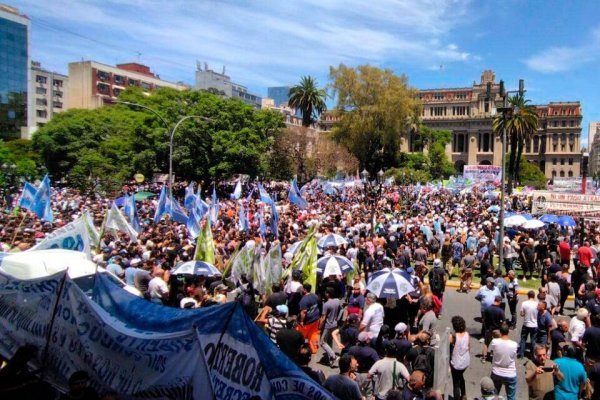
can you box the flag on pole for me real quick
[166,195,188,224]
[105,203,138,242]
[184,182,196,209]
[230,243,255,285]
[210,186,219,224]
[270,200,279,237]
[288,181,308,209]
[292,176,301,195]
[123,195,141,233]
[258,183,273,204]
[18,182,37,210]
[231,180,242,200]
[267,243,283,285]
[238,202,249,232]
[153,186,167,223]
[83,211,100,247]
[32,174,53,222]
[186,201,205,239]
[194,219,216,264]
[290,225,318,293]
[259,208,267,238]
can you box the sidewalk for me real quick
[444,278,575,300]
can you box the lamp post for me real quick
[113,100,211,200]
[495,79,525,270]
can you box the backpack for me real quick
[430,268,444,293]
[237,287,255,308]
[429,237,440,253]
[411,347,432,376]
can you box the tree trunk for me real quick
[507,133,518,195]
[515,137,524,188]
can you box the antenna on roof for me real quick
[222,65,226,75]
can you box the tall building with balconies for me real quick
[67,61,188,110]
[0,4,33,139]
[195,62,262,109]
[29,61,67,132]
[413,70,583,179]
[589,122,600,178]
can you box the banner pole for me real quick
[41,271,68,379]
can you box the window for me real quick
[36,87,46,95]
[568,158,573,165]
[35,75,47,84]
[112,88,122,97]
[96,83,110,94]
[484,102,489,113]
[552,158,557,165]
[561,133,567,142]
[570,144,574,152]
[569,133,575,142]
[568,171,573,177]
[35,98,47,106]
[570,120,575,127]
[561,144,565,151]
[553,134,558,142]
[128,78,138,86]
[552,170,557,177]
[456,93,466,100]
[533,136,540,153]
[478,132,492,152]
[53,101,63,109]
[141,82,152,91]
[36,110,47,118]
[53,91,62,98]
[554,121,558,127]
[113,75,124,85]
[453,106,468,116]
[453,132,468,153]
[560,171,565,177]
[53,79,63,87]
[97,70,110,81]
[560,158,565,165]
[433,93,443,100]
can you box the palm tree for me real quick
[492,93,539,193]
[288,76,327,127]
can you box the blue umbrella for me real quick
[171,261,221,277]
[539,214,559,224]
[317,234,348,249]
[316,255,355,276]
[487,205,500,213]
[366,268,414,299]
[557,215,576,227]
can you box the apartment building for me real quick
[30,61,67,131]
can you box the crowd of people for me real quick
[2,179,600,399]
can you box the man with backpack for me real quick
[368,342,410,400]
[428,259,447,300]
[407,332,435,390]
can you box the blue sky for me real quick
[13,0,600,146]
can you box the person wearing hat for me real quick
[428,258,447,300]
[391,323,412,362]
[257,304,288,345]
[347,331,380,397]
[474,376,502,400]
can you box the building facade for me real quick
[0,4,33,139]
[68,61,188,110]
[413,70,582,179]
[589,122,600,178]
[195,62,261,109]
[28,61,67,135]
[267,86,291,107]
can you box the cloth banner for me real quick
[0,270,212,398]
[462,165,502,184]
[93,273,334,400]
[29,215,93,258]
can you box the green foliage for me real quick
[0,139,42,187]
[329,64,422,174]
[396,126,453,180]
[385,167,431,185]
[288,76,327,127]
[518,156,547,189]
[32,88,285,190]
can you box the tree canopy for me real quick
[288,76,327,127]
[32,87,285,193]
[328,64,422,174]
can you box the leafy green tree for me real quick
[288,76,327,127]
[329,64,422,174]
[385,167,431,185]
[493,93,539,193]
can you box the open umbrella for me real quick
[522,219,545,230]
[170,260,221,277]
[114,191,157,207]
[317,234,348,249]
[487,205,500,213]
[317,255,354,277]
[557,215,576,227]
[539,214,559,224]
[504,215,527,227]
[366,268,414,299]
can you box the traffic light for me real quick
[518,79,525,96]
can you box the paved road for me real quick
[309,287,576,399]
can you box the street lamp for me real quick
[361,169,369,183]
[377,169,384,183]
[495,79,525,271]
[112,100,211,199]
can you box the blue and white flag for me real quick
[246,185,254,202]
[186,203,205,239]
[259,208,267,238]
[292,176,301,195]
[231,180,242,200]
[258,183,273,205]
[153,186,167,223]
[32,174,53,222]
[238,203,249,232]
[210,187,219,224]
[166,196,188,224]
[184,182,196,209]
[288,181,308,209]
[18,182,37,210]
[124,195,141,233]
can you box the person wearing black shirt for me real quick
[483,296,506,361]
[276,317,305,363]
[584,315,600,362]
[550,319,568,360]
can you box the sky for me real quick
[12,0,600,147]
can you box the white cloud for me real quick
[16,0,477,89]
[525,27,600,73]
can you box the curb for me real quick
[444,279,575,300]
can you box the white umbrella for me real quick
[317,234,348,249]
[504,215,527,227]
[317,255,354,277]
[522,219,545,230]
[366,268,414,299]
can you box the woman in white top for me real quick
[449,315,470,400]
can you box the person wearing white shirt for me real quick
[489,322,518,400]
[518,290,538,358]
[148,269,169,304]
[361,292,384,339]
[569,307,589,357]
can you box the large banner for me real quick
[0,271,211,398]
[532,190,600,217]
[549,177,595,193]
[463,165,502,184]
[29,215,93,258]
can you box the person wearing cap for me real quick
[391,323,412,362]
[348,331,380,396]
[473,376,503,400]
[489,322,518,400]
[428,259,447,300]
[257,304,288,345]
[361,292,384,339]
[368,342,410,400]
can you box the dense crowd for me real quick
[2,179,600,399]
